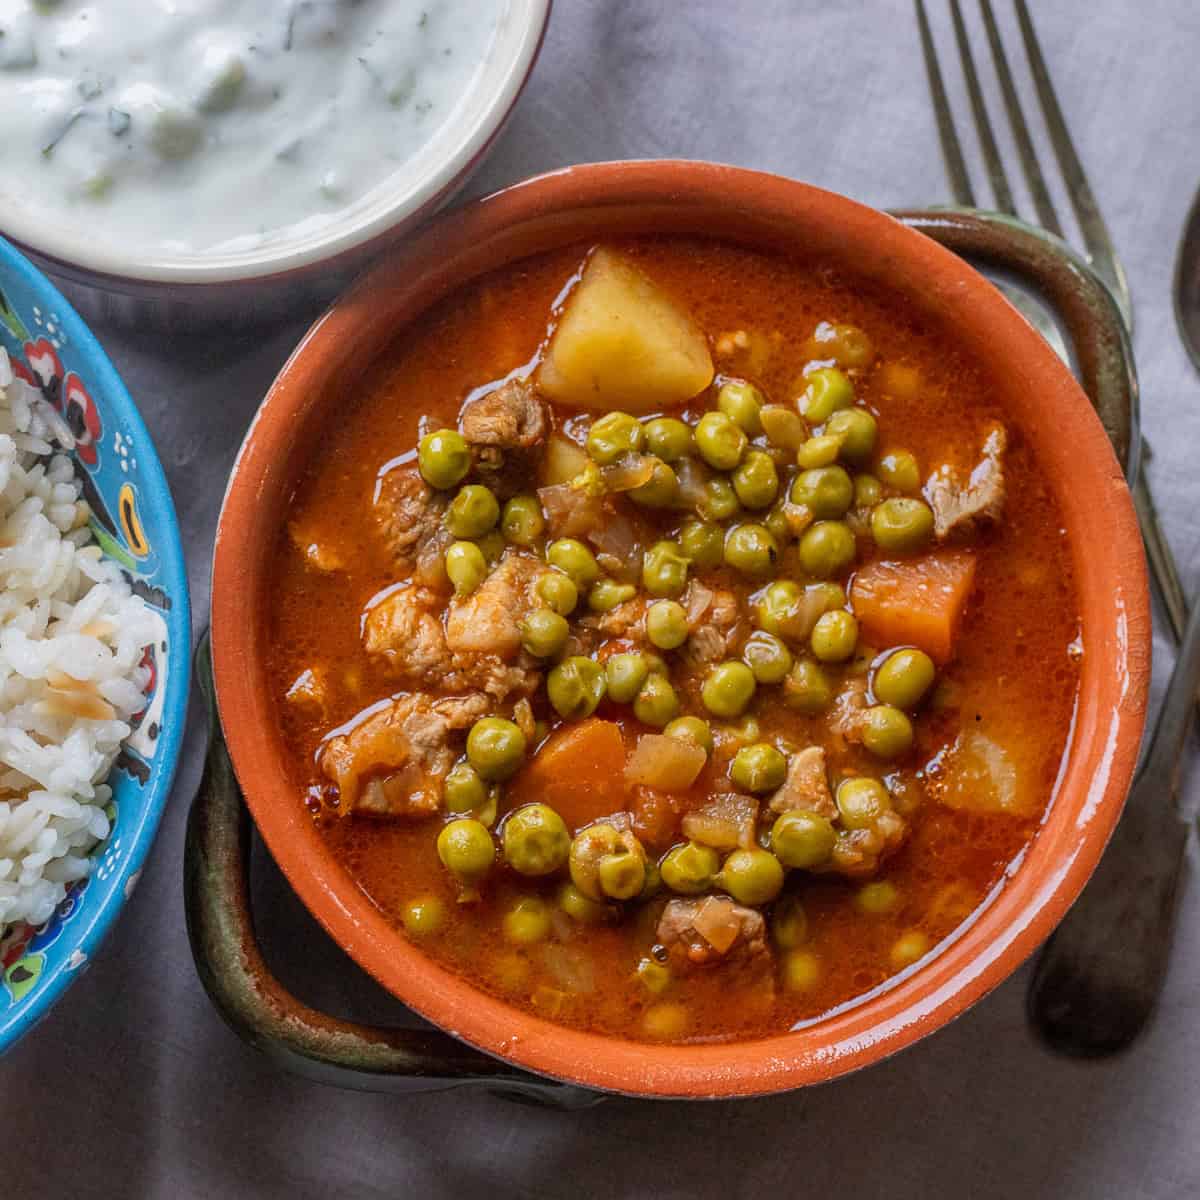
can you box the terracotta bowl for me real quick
[211,161,1151,1098]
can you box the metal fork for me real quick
[916,0,1188,643]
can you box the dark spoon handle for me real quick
[1028,594,1200,1056]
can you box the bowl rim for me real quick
[211,160,1151,1098]
[0,0,551,288]
[0,234,192,1054]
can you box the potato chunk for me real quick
[538,248,714,412]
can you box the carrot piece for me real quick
[631,787,680,851]
[851,551,976,664]
[509,718,627,830]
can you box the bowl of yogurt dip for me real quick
[0,0,550,319]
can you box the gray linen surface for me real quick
[4,2,1200,1197]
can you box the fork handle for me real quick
[1133,458,1189,643]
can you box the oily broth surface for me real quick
[265,237,1080,1042]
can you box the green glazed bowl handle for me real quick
[183,634,601,1107]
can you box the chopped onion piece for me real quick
[625,734,706,791]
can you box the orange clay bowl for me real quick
[211,161,1151,1099]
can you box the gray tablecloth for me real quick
[5,3,1200,1196]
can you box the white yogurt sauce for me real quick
[0,0,502,254]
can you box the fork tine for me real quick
[978,0,1063,237]
[1014,0,1131,321]
[949,0,1015,214]
[915,0,976,207]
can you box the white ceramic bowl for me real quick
[2,1,551,323]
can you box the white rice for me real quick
[0,347,155,931]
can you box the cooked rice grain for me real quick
[0,348,154,930]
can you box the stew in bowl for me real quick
[212,162,1149,1096]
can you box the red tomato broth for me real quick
[265,236,1079,1043]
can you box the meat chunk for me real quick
[373,467,452,589]
[461,378,548,448]
[363,574,540,702]
[826,811,909,880]
[768,746,835,817]
[285,667,329,716]
[461,379,548,498]
[656,897,769,969]
[364,585,452,679]
[445,551,544,659]
[319,692,488,817]
[830,675,869,745]
[925,423,1007,540]
[678,583,742,672]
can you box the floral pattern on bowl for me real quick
[0,236,190,1053]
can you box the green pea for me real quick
[717,379,765,434]
[870,498,934,554]
[810,609,859,662]
[798,520,857,577]
[547,656,607,720]
[719,848,785,905]
[698,476,742,522]
[856,880,900,915]
[588,579,637,612]
[477,530,505,565]
[732,449,780,510]
[633,674,680,728]
[742,630,794,684]
[798,367,854,424]
[701,660,757,718]
[772,810,837,868]
[790,466,853,519]
[466,717,527,781]
[877,449,921,493]
[695,410,748,470]
[723,522,778,578]
[587,411,644,464]
[679,518,724,570]
[782,658,833,714]
[643,417,693,462]
[764,499,794,545]
[501,494,545,546]
[445,541,488,595]
[502,803,570,876]
[418,428,470,490]
[536,570,578,615]
[646,599,689,650]
[660,842,721,894]
[634,957,672,995]
[760,405,807,452]
[519,608,570,658]
[547,537,600,586]
[444,761,487,813]
[826,407,878,463]
[557,881,610,924]
[402,895,446,937]
[664,715,713,756]
[628,457,680,508]
[854,473,883,508]
[605,652,651,704]
[782,948,823,992]
[642,540,690,597]
[861,705,915,759]
[596,851,647,900]
[445,484,500,539]
[503,896,552,944]
[436,818,494,883]
[730,743,788,793]
[890,930,932,969]
[836,776,891,827]
[796,434,843,469]
[771,894,809,948]
[754,579,803,638]
[874,648,936,709]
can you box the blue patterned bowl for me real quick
[0,236,190,1053]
